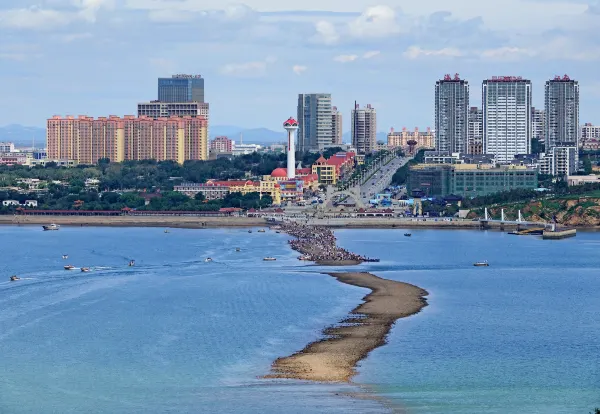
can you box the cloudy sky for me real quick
[1,0,600,133]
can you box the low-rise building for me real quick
[210,136,233,154]
[408,164,538,198]
[311,152,356,185]
[567,175,600,186]
[0,142,16,153]
[387,127,435,150]
[174,179,281,204]
[538,145,578,176]
[30,159,79,168]
[232,144,261,156]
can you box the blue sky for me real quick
[1,0,600,133]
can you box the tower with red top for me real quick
[283,117,299,179]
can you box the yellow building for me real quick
[312,156,337,185]
[387,127,435,149]
[227,180,281,205]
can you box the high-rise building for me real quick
[158,74,204,103]
[351,103,377,154]
[483,76,532,164]
[297,93,333,151]
[435,74,469,153]
[210,136,233,153]
[545,75,579,150]
[47,115,208,164]
[467,107,483,154]
[531,107,545,144]
[332,107,342,145]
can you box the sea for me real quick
[0,225,598,413]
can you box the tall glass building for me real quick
[435,74,469,154]
[297,93,333,151]
[483,76,532,164]
[158,75,204,103]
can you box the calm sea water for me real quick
[0,225,598,413]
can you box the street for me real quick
[358,156,409,204]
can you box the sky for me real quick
[1,0,600,133]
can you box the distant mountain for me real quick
[210,126,285,144]
[0,124,46,146]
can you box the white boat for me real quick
[42,224,60,231]
[10,275,20,281]
[164,229,170,233]
[64,265,75,270]
[205,258,213,262]
[258,229,266,233]
[128,260,135,267]
[473,261,489,267]
[263,257,277,261]
[62,254,68,259]
[80,267,90,272]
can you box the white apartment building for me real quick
[539,145,578,176]
[467,107,483,154]
[483,76,532,164]
[332,107,342,145]
[435,74,469,153]
[531,107,545,144]
[0,142,15,153]
[351,103,377,154]
[581,123,600,150]
[545,75,579,150]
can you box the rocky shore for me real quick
[280,222,378,264]
[265,272,428,382]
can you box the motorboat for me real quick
[473,261,489,267]
[128,260,135,267]
[62,254,68,259]
[235,248,241,252]
[298,256,311,261]
[164,229,170,233]
[80,267,90,272]
[258,229,266,233]
[205,258,213,262]
[275,231,281,234]
[248,230,253,233]
[263,257,277,261]
[404,233,412,237]
[10,275,20,281]
[64,265,75,270]
[42,224,60,231]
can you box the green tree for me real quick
[583,156,593,175]
[194,192,206,201]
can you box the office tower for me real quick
[545,75,579,150]
[47,115,208,164]
[158,74,204,103]
[467,107,483,154]
[332,106,342,145]
[531,107,545,144]
[351,103,377,154]
[297,93,333,151]
[483,76,532,164]
[435,74,469,153]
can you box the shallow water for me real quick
[0,225,598,413]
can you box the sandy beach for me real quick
[265,272,428,382]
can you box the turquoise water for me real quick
[0,226,598,413]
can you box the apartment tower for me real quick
[351,103,377,154]
[297,93,333,151]
[467,107,483,154]
[332,106,343,145]
[483,76,532,164]
[545,75,579,150]
[435,74,469,153]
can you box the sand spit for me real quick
[265,272,428,383]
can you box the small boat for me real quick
[275,231,281,234]
[235,248,241,252]
[258,229,266,233]
[248,230,253,233]
[164,229,170,233]
[42,224,60,231]
[263,257,277,261]
[473,261,489,267]
[62,254,68,259]
[298,256,311,261]
[128,260,135,267]
[64,265,75,270]
[205,258,213,262]
[10,275,20,281]
[80,267,90,272]
[404,233,411,237]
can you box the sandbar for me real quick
[265,272,428,382]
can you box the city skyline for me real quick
[2,1,600,132]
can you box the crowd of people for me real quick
[280,222,378,263]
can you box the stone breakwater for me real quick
[280,222,378,264]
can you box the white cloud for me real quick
[333,54,358,62]
[403,45,463,59]
[313,20,339,44]
[362,50,380,59]
[148,9,195,22]
[292,65,307,75]
[0,7,73,29]
[479,46,536,61]
[220,57,276,77]
[347,6,401,38]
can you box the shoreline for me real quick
[1,215,598,230]
[264,272,428,382]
